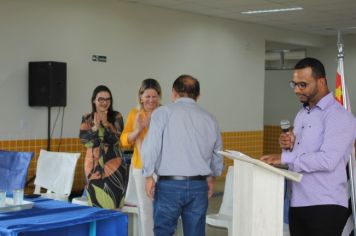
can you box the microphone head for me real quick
[280,120,290,132]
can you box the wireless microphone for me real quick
[280,120,292,152]
[280,120,290,133]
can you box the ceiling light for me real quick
[241,7,303,14]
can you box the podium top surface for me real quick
[219,150,302,182]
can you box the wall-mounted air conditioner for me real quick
[265,49,306,70]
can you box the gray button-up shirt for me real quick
[142,97,223,177]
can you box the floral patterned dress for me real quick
[79,111,127,209]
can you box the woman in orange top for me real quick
[121,79,161,236]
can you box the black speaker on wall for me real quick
[29,61,67,107]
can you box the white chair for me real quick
[72,195,89,206]
[124,165,139,206]
[121,165,141,236]
[72,179,89,206]
[122,204,140,236]
[34,149,80,201]
[206,166,234,236]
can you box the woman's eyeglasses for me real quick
[97,97,111,103]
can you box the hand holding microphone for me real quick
[279,120,295,151]
[280,120,290,133]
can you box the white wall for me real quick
[264,70,300,125]
[264,34,356,126]
[310,34,356,100]
[0,0,325,139]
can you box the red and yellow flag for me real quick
[335,35,355,236]
[335,66,343,105]
[335,56,350,112]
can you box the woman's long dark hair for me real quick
[91,85,116,124]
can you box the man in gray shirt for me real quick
[141,74,223,236]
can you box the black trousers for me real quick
[289,205,348,236]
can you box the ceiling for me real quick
[124,0,356,36]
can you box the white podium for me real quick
[219,150,302,236]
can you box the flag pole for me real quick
[338,30,356,236]
[338,32,347,106]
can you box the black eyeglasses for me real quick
[97,97,111,103]
[289,81,308,90]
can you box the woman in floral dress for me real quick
[79,85,127,209]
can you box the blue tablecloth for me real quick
[0,198,128,236]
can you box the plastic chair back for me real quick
[206,165,234,236]
[219,165,234,216]
[124,164,138,206]
[34,149,80,200]
[0,150,34,192]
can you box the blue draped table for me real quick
[0,197,128,236]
